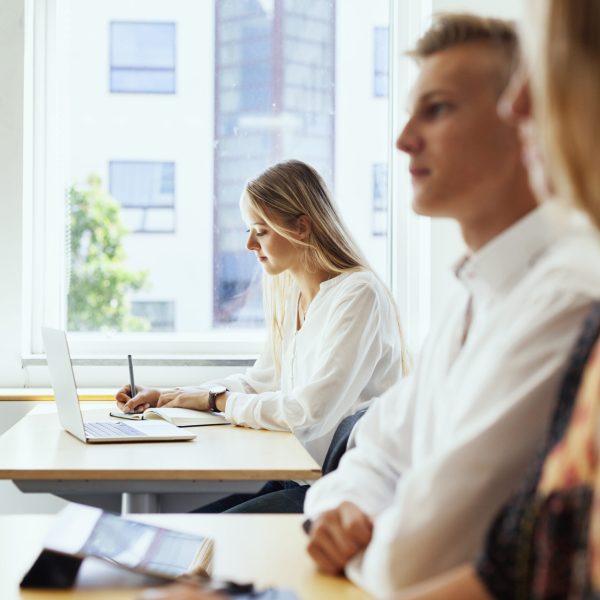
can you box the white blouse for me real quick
[217,271,403,465]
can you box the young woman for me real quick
[116,159,409,499]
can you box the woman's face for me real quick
[240,193,302,276]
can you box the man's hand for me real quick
[306,501,373,575]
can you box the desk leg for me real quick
[121,492,159,514]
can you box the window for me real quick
[19,0,433,379]
[110,22,176,94]
[374,26,389,97]
[214,1,335,326]
[373,163,388,237]
[109,161,176,233]
[132,301,176,332]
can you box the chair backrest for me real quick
[322,408,367,475]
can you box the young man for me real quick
[304,14,600,597]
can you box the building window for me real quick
[373,163,388,237]
[109,161,176,233]
[132,301,176,332]
[110,22,176,94]
[374,26,388,97]
[214,1,335,326]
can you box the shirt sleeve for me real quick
[223,282,393,436]
[303,374,418,517]
[310,287,595,597]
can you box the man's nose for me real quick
[396,118,423,154]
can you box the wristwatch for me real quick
[208,385,228,412]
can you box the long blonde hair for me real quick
[531,0,600,227]
[244,160,410,378]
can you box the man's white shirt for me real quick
[304,203,600,597]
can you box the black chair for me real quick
[321,408,367,475]
[222,407,369,514]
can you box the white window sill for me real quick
[21,355,256,368]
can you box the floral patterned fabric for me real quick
[477,302,600,599]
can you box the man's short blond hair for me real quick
[409,13,519,92]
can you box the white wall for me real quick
[432,0,522,18]
[0,0,25,387]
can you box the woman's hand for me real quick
[115,385,161,414]
[156,387,211,411]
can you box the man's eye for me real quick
[425,102,450,118]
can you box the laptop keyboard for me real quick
[84,421,147,439]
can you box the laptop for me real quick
[42,327,196,444]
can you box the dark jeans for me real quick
[193,480,309,514]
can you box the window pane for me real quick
[110,22,176,93]
[110,162,176,234]
[374,26,389,97]
[110,69,176,94]
[63,0,392,335]
[110,162,175,208]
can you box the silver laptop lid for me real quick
[42,327,87,442]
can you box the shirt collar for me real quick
[453,203,569,300]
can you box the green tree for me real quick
[67,175,150,332]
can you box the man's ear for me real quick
[296,214,312,240]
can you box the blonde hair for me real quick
[244,160,411,377]
[531,0,600,228]
[409,13,519,94]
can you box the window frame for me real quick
[5,0,433,388]
[389,0,433,353]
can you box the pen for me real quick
[128,354,136,399]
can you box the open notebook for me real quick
[110,406,229,427]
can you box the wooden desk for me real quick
[2,514,368,600]
[0,403,321,512]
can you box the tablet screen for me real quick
[45,503,213,580]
